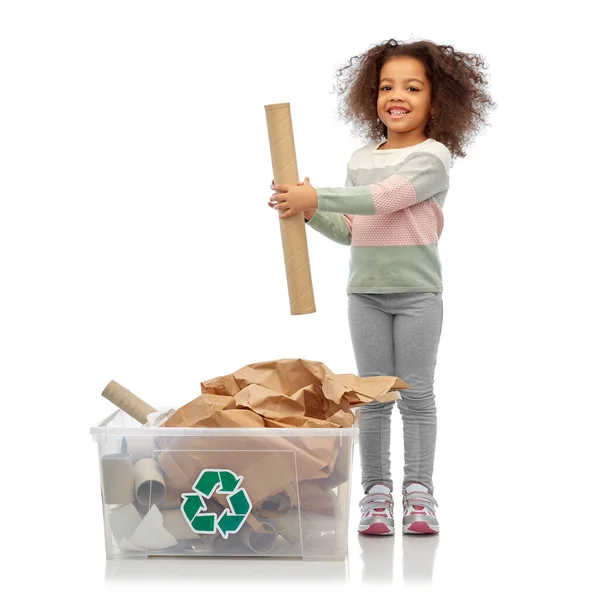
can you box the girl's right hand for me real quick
[268,178,316,220]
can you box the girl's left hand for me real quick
[268,176,318,219]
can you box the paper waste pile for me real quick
[97,359,408,556]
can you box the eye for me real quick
[380,86,419,92]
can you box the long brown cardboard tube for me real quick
[264,102,316,315]
[102,380,157,424]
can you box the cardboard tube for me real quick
[133,458,167,506]
[102,453,135,504]
[245,521,278,553]
[121,435,157,463]
[238,520,279,554]
[264,102,316,315]
[102,380,157,424]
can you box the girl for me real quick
[268,39,496,535]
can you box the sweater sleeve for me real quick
[315,150,449,215]
[304,163,354,246]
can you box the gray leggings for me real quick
[348,292,443,496]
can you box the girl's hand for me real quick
[268,176,318,219]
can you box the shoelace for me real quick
[403,491,438,513]
[359,492,394,515]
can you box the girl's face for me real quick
[377,56,433,144]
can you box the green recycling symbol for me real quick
[180,469,252,539]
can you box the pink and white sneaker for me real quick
[402,482,439,534]
[358,484,395,535]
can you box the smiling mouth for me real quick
[387,110,410,119]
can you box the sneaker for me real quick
[402,482,439,534]
[358,484,395,535]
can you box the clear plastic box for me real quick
[91,409,358,560]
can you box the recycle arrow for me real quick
[217,488,251,538]
[219,470,242,493]
[194,470,220,497]
[217,511,245,538]
[180,469,251,538]
[181,493,216,534]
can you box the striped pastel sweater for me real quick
[307,137,451,293]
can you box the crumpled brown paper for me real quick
[155,359,409,533]
[162,358,409,429]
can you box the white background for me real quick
[1,0,599,597]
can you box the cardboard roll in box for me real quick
[91,358,407,560]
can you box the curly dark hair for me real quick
[331,38,497,162]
